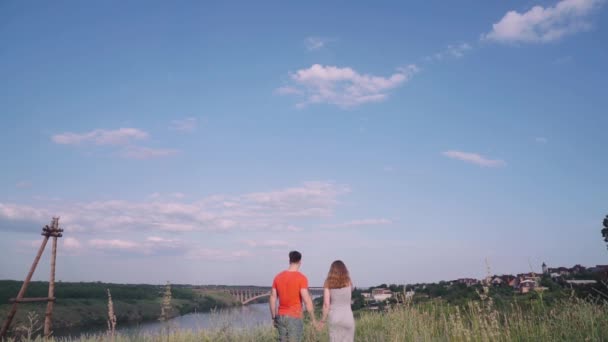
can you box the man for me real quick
[270,250,317,342]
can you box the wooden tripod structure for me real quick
[0,217,63,340]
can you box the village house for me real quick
[499,275,518,288]
[571,264,587,274]
[548,267,571,277]
[508,277,520,288]
[543,262,605,279]
[456,278,478,286]
[519,279,537,294]
[361,292,374,303]
[488,275,520,288]
[491,276,504,286]
[518,272,539,279]
[371,288,393,302]
[514,273,541,294]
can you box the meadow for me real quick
[5,295,608,341]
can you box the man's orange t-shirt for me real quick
[272,270,308,318]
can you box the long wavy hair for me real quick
[324,260,351,289]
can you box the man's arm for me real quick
[269,288,278,320]
[300,288,317,323]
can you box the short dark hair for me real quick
[289,251,302,264]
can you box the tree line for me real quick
[0,281,196,303]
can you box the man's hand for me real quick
[272,316,279,329]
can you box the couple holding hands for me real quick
[270,251,355,342]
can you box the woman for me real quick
[319,260,355,342]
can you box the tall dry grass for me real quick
[353,297,608,341]
[11,311,42,341]
[106,289,116,340]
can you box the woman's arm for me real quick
[322,287,330,323]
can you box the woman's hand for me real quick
[314,320,325,331]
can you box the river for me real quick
[54,303,271,338]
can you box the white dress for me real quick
[328,286,355,342]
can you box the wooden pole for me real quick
[0,235,49,338]
[44,228,58,338]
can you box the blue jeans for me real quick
[275,315,304,342]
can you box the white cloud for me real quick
[276,64,418,108]
[63,237,82,250]
[0,182,349,234]
[145,236,183,250]
[14,234,228,259]
[322,218,393,229]
[274,86,302,95]
[305,37,330,51]
[0,203,50,222]
[89,239,140,250]
[15,181,32,188]
[87,236,186,255]
[170,117,198,132]
[18,239,42,248]
[482,0,603,43]
[120,146,179,159]
[147,236,178,243]
[245,239,290,248]
[52,127,177,160]
[52,128,148,145]
[427,43,472,61]
[186,248,252,261]
[535,137,548,143]
[286,225,304,232]
[446,43,472,57]
[442,150,506,168]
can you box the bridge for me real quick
[199,286,324,305]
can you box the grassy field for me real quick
[5,296,608,341]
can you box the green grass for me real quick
[6,296,608,341]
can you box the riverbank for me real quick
[0,281,237,331]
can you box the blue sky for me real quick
[1,0,607,287]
